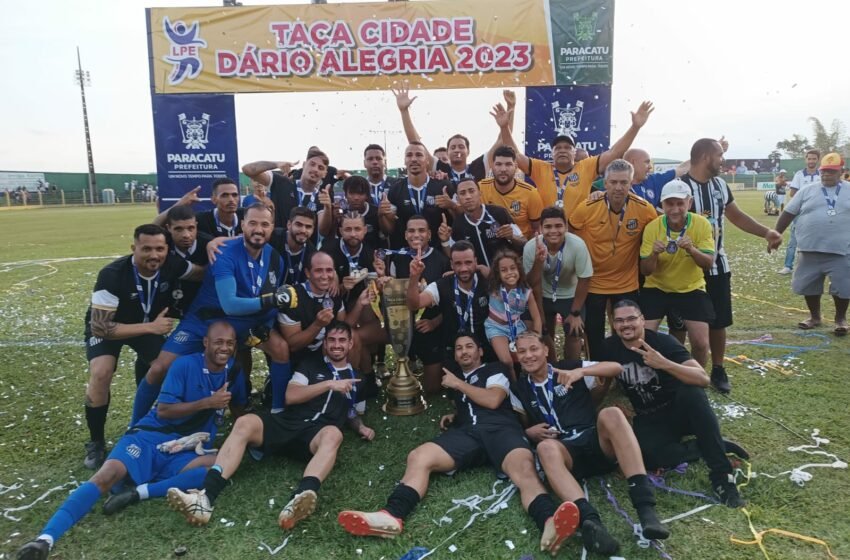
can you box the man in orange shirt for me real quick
[479,146,544,239]
[492,101,654,217]
[569,159,658,359]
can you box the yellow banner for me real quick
[147,1,554,94]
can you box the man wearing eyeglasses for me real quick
[601,300,746,508]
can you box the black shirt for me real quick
[291,166,339,190]
[450,204,515,269]
[385,177,455,250]
[437,154,486,186]
[268,228,316,286]
[448,362,515,427]
[85,254,191,334]
[601,330,692,415]
[345,202,382,249]
[281,355,356,427]
[269,172,322,245]
[388,247,450,321]
[512,360,597,438]
[428,271,490,345]
[324,239,376,306]
[167,232,212,318]
[279,282,346,361]
[195,208,245,238]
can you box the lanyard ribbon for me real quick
[132,263,160,322]
[455,275,477,333]
[213,209,238,237]
[553,169,568,206]
[821,185,841,215]
[296,182,317,211]
[340,241,362,272]
[370,180,386,205]
[304,281,333,309]
[606,195,626,255]
[284,247,307,284]
[665,215,688,254]
[325,356,357,417]
[407,183,427,213]
[529,364,565,432]
[499,286,523,344]
[546,241,566,302]
[246,247,270,297]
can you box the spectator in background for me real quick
[779,149,821,275]
[242,180,267,208]
[735,162,748,175]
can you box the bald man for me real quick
[623,148,693,210]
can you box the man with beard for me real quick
[242,147,334,240]
[775,153,850,335]
[601,300,746,508]
[379,142,455,250]
[779,149,821,275]
[130,204,297,422]
[363,144,390,210]
[374,215,450,393]
[479,146,544,239]
[164,205,213,319]
[678,138,782,393]
[392,82,512,184]
[443,178,524,270]
[524,208,593,361]
[568,159,658,359]
[279,251,373,369]
[337,333,580,556]
[269,207,317,287]
[16,322,248,560]
[338,175,381,249]
[154,179,244,239]
[81,224,204,469]
[492,101,655,217]
[407,241,494,372]
[512,332,669,555]
[167,321,375,531]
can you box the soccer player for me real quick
[337,333,580,556]
[82,224,203,469]
[167,321,375,530]
[153,179,244,239]
[131,204,297,423]
[164,205,213,318]
[340,175,382,248]
[363,144,390,208]
[512,332,669,554]
[479,146,544,239]
[602,300,746,507]
[523,207,593,360]
[445,177,525,270]
[569,159,659,359]
[679,138,782,393]
[493,100,655,216]
[268,207,317,287]
[16,321,247,560]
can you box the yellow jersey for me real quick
[528,155,600,216]
[640,213,715,293]
[479,178,544,239]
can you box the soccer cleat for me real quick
[710,366,732,394]
[580,518,621,556]
[777,267,792,275]
[84,440,106,470]
[337,509,403,538]
[102,488,140,515]
[638,507,670,540]
[15,539,50,560]
[715,475,747,508]
[278,490,317,530]
[723,439,750,460]
[167,488,213,526]
[540,501,579,555]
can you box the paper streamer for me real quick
[258,537,290,555]
[2,481,79,521]
[599,479,672,560]
[737,429,847,487]
[730,507,838,560]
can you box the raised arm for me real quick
[152,186,201,226]
[391,82,435,169]
[241,160,298,188]
[632,339,709,387]
[598,101,655,171]
[492,103,529,174]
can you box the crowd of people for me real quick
[15,89,849,560]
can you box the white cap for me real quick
[660,179,691,201]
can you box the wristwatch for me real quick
[569,310,581,317]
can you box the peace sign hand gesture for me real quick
[629,339,670,370]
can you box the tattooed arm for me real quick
[90,307,174,340]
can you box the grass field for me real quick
[0,192,848,560]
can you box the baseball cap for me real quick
[778,169,787,174]
[551,134,576,148]
[660,179,691,201]
[820,153,845,171]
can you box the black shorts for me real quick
[433,423,530,472]
[258,411,335,461]
[84,333,165,363]
[409,329,443,366]
[705,272,733,329]
[640,288,715,324]
[542,298,586,337]
[557,427,617,479]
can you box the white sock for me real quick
[37,534,54,548]
[136,484,150,501]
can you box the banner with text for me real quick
[146,0,614,94]
[524,84,611,161]
[152,94,239,211]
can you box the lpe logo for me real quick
[163,16,207,86]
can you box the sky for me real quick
[0,0,847,173]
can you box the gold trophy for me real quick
[381,278,427,416]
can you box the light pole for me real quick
[75,47,97,205]
[367,129,403,171]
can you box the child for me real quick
[485,250,542,377]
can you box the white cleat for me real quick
[167,488,213,526]
[337,509,403,538]
[278,490,317,530]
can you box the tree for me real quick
[808,117,846,155]
[775,134,810,158]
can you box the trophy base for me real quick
[383,358,427,416]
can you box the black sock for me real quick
[133,358,149,385]
[203,469,228,505]
[383,483,420,521]
[528,494,557,531]
[627,474,656,514]
[85,403,109,443]
[293,476,321,498]
[574,497,601,524]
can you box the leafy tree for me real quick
[808,117,846,155]
[775,134,810,158]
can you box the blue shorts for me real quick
[163,315,275,355]
[107,430,200,485]
[484,318,528,342]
